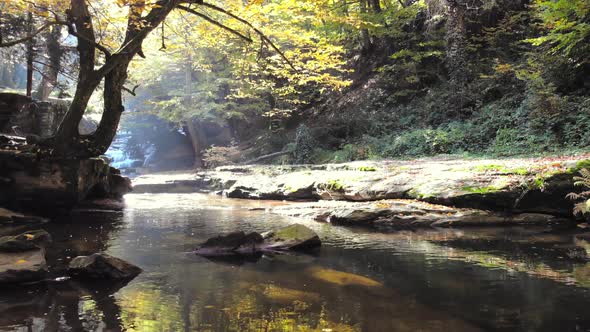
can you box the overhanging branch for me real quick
[176,5,252,43]
[200,1,297,71]
[0,22,58,48]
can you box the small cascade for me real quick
[105,132,147,176]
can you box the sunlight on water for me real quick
[1,193,590,331]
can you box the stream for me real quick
[1,193,590,331]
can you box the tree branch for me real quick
[123,84,140,96]
[176,5,252,43]
[199,1,297,71]
[64,22,112,58]
[0,22,57,48]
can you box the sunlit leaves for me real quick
[528,0,590,66]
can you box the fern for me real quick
[568,168,590,216]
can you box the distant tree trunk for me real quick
[182,54,205,168]
[359,0,372,53]
[186,120,205,168]
[371,0,381,13]
[34,25,63,101]
[445,0,469,113]
[0,60,16,88]
[25,11,34,98]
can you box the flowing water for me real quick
[1,193,590,331]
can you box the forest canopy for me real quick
[0,0,588,163]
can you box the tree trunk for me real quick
[47,0,179,157]
[91,60,131,155]
[52,0,99,151]
[25,11,34,98]
[183,54,205,168]
[34,25,63,101]
[445,0,469,113]
[359,0,372,53]
[186,120,204,168]
[371,0,381,13]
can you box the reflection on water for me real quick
[1,193,590,331]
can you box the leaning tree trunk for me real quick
[51,0,177,157]
[91,60,132,155]
[51,0,100,152]
[445,0,469,114]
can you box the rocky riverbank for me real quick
[133,156,590,229]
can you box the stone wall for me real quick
[0,93,91,137]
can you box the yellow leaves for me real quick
[15,259,28,264]
[494,62,513,74]
[24,234,35,240]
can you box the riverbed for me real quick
[1,193,590,331]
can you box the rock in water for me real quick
[0,208,48,225]
[195,231,264,256]
[68,253,142,280]
[195,224,321,257]
[263,224,321,250]
[0,230,52,252]
[0,249,47,283]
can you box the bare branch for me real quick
[123,84,140,96]
[0,22,57,48]
[199,2,297,71]
[176,5,252,43]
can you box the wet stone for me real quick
[0,249,47,284]
[0,230,52,252]
[68,253,142,280]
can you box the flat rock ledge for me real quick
[271,200,572,230]
[0,208,48,225]
[132,156,589,216]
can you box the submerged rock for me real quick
[0,230,52,252]
[0,208,48,225]
[262,224,322,250]
[195,224,321,257]
[68,253,142,280]
[195,231,264,256]
[0,249,47,284]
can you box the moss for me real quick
[568,159,590,174]
[317,179,345,192]
[461,185,502,194]
[472,164,529,175]
[358,166,377,172]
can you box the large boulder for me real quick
[68,253,142,280]
[0,230,51,252]
[195,224,321,257]
[0,249,47,283]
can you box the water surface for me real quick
[1,193,590,331]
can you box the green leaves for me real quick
[527,0,590,66]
